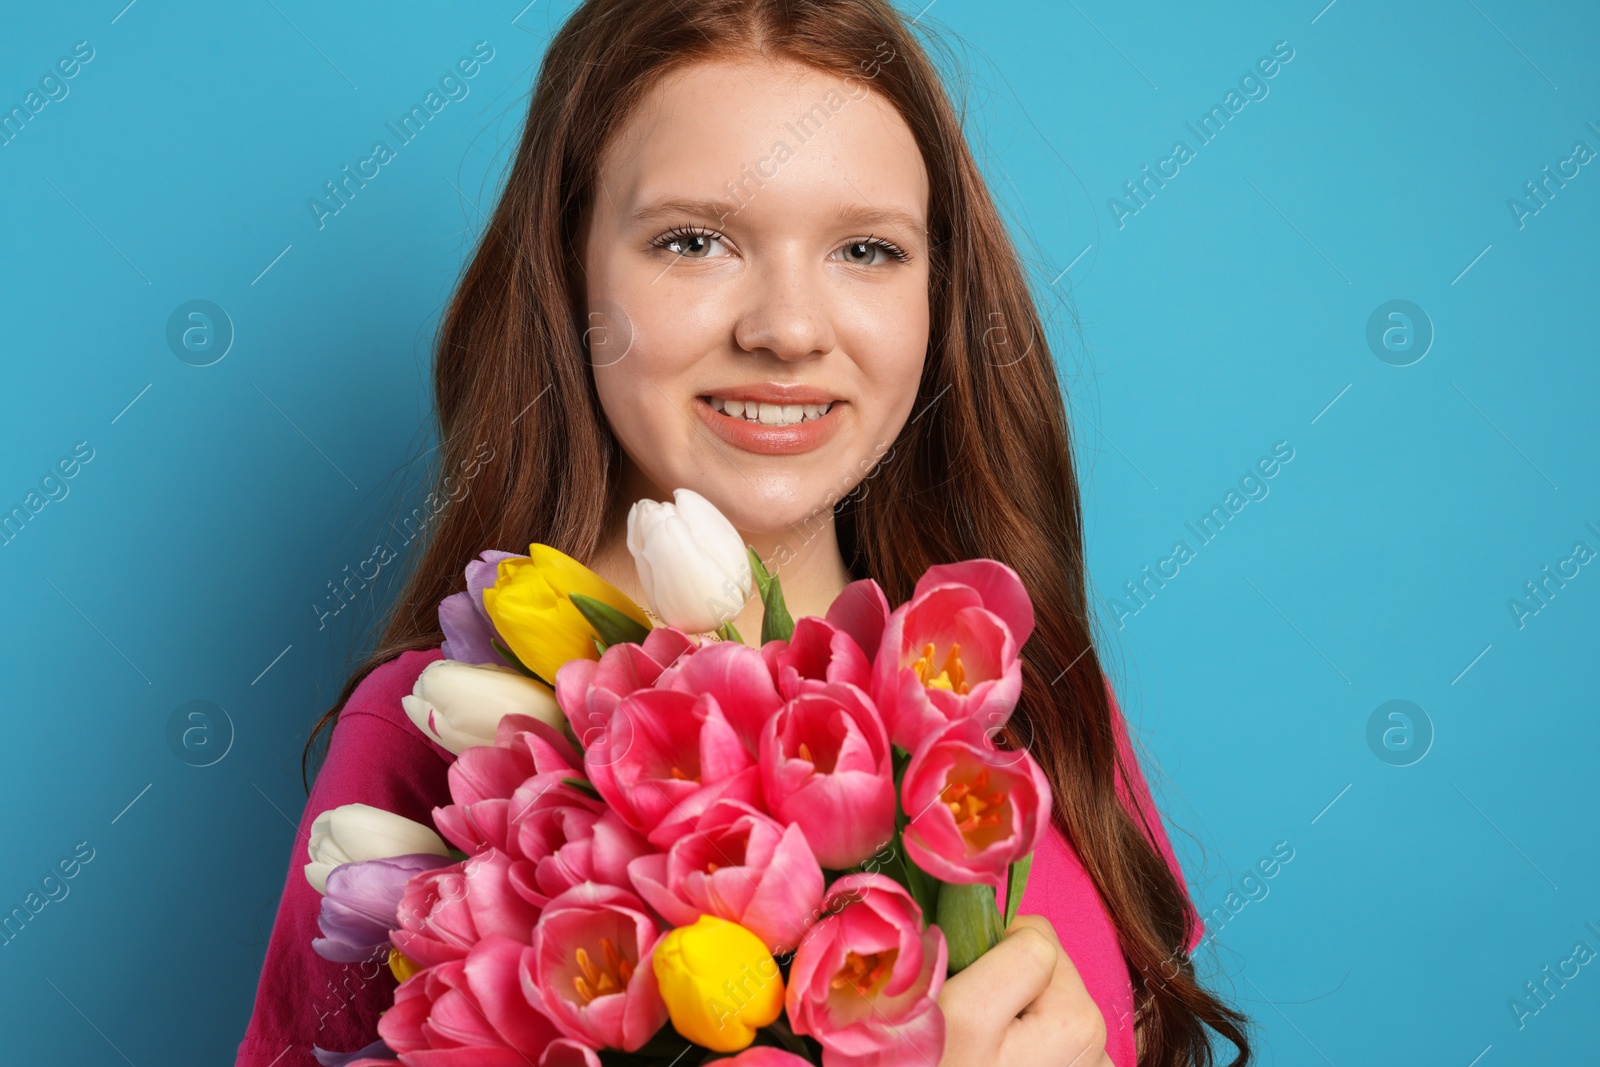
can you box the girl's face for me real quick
[580,57,931,534]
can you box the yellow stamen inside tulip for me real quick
[941,768,1006,840]
[830,948,898,997]
[572,937,634,1004]
[792,739,838,774]
[912,641,968,694]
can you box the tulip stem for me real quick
[715,619,744,644]
[764,1017,811,1056]
[937,881,1006,973]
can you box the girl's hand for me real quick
[937,914,1113,1067]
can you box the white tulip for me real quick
[304,803,450,895]
[626,488,753,633]
[401,658,563,755]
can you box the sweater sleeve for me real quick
[1106,681,1204,955]
[235,649,450,1067]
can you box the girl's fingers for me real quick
[1005,916,1111,1064]
[940,917,1059,1030]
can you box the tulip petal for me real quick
[911,559,1034,647]
[666,640,781,755]
[825,578,892,662]
[439,598,491,669]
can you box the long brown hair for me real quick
[305,1,1251,1062]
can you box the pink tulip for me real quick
[660,638,783,755]
[824,578,893,662]
[537,1040,605,1066]
[521,882,668,1052]
[555,626,698,750]
[433,714,595,856]
[509,801,652,906]
[627,798,825,956]
[758,682,895,869]
[450,713,585,804]
[761,615,873,701]
[435,774,600,859]
[899,720,1052,888]
[378,933,559,1066]
[391,850,542,969]
[721,1051,815,1066]
[585,687,760,849]
[786,874,946,1067]
[871,560,1033,754]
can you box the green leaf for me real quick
[559,777,602,800]
[716,619,744,644]
[489,637,541,679]
[936,880,1006,973]
[1004,851,1034,929]
[569,592,651,648]
[747,547,795,644]
[747,546,774,596]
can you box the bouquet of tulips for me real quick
[304,489,1052,1066]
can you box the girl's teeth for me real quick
[706,397,834,425]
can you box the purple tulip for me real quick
[313,1038,397,1066]
[438,549,521,665]
[311,853,455,964]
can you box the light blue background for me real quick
[1,1,1595,1063]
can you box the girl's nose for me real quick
[731,259,837,362]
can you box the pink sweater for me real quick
[235,647,1201,1067]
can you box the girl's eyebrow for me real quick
[830,202,927,242]
[631,196,743,226]
[630,196,926,240]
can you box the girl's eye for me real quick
[648,227,912,265]
[650,226,729,259]
[836,235,911,266]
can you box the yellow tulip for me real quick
[481,544,651,683]
[652,915,783,1052]
[388,947,421,983]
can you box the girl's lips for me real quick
[693,395,844,456]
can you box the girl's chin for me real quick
[687,486,846,537]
